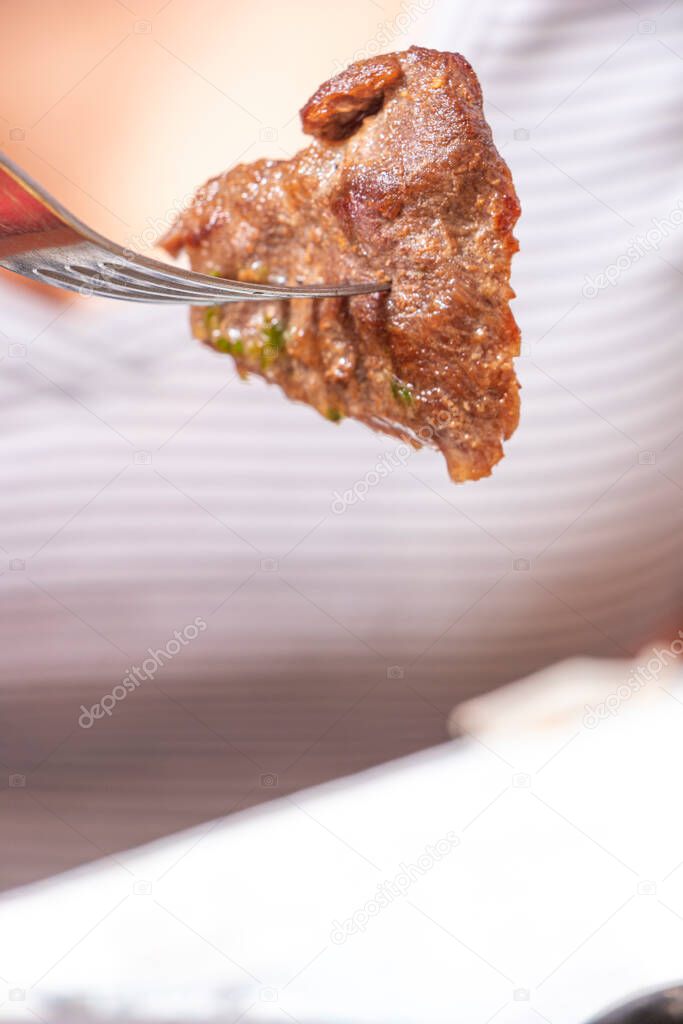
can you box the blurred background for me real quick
[1,0,682,1020]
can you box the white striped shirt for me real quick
[1,0,681,886]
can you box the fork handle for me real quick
[0,162,77,259]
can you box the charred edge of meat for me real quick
[300,53,404,141]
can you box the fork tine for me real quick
[105,254,387,301]
[95,260,271,300]
[92,255,384,303]
[41,262,306,304]
[34,266,198,302]
[35,262,306,304]
[72,262,244,301]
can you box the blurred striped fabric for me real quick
[0,0,681,884]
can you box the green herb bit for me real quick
[326,407,343,423]
[215,331,244,357]
[391,376,414,405]
[203,305,221,337]
[258,316,288,370]
[261,317,287,353]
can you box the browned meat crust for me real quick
[163,46,521,482]
[300,53,404,141]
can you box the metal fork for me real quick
[0,152,389,304]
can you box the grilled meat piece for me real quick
[163,46,520,481]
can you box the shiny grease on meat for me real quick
[163,47,520,482]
